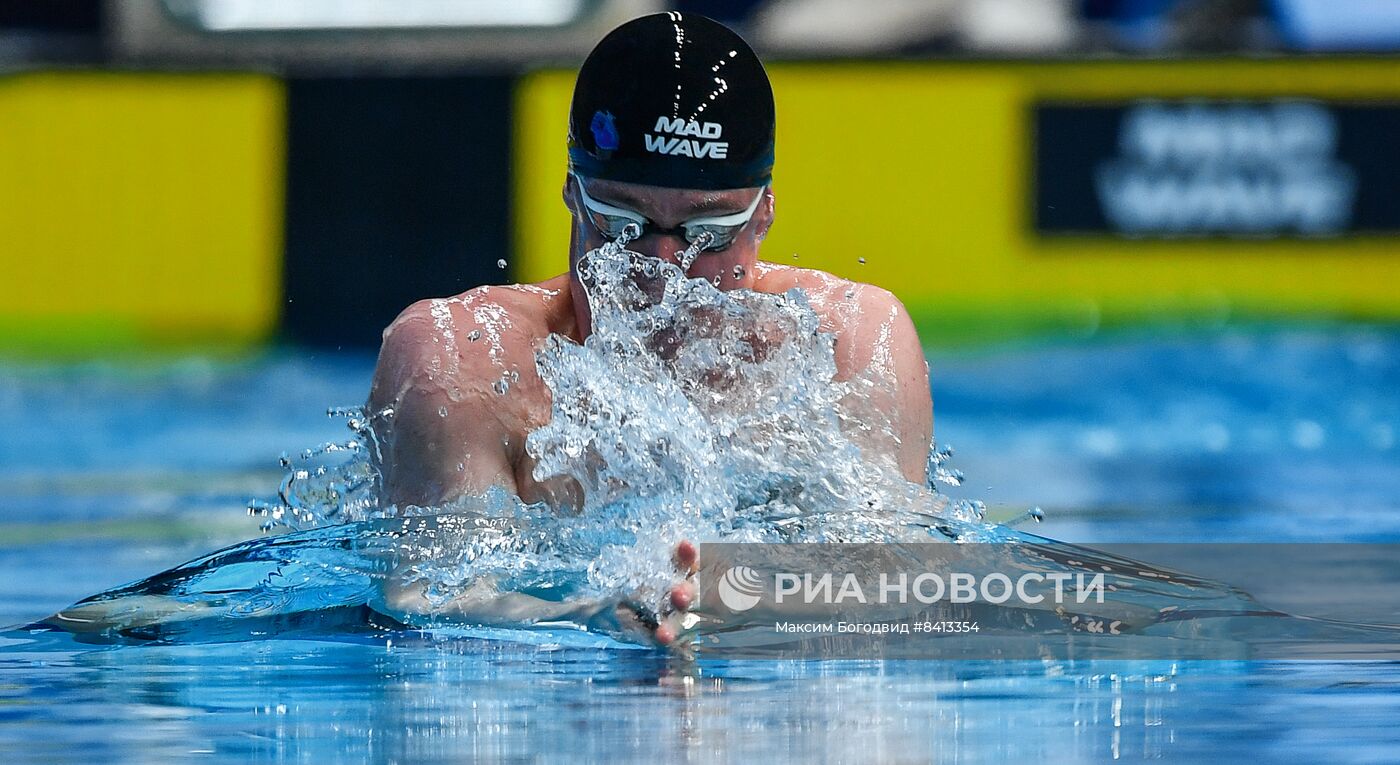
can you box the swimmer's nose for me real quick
[632,233,690,268]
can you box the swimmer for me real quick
[367,13,932,645]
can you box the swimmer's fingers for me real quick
[655,607,700,647]
[613,598,691,649]
[649,540,701,648]
[668,539,701,617]
[656,582,698,646]
[669,580,695,612]
[673,539,698,577]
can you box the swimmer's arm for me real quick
[884,293,935,483]
[836,286,933,484]
[368,300,518,507]
[374,542,701,648]
[374,573,605,625]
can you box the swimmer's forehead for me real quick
[582,177,763,216]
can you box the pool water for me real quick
[2,323,1398,763]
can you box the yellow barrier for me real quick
[0,72,284,353]
[515,60,1400,343]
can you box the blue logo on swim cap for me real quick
[591,110,620,152]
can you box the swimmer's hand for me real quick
[373,540,702,652]
[613,540,699,649]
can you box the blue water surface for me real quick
[2,323,1398,763]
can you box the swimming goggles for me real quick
[572,172,766,253]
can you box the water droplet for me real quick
[791,253,799,260]
[732,264,745,279]
[467,330,481,342]
[437,406,448,418]
[1029,506,1045,522]
[497,259,507,269]
[858,257,866,265]
[455,462,465,472]
[493,379,510,396]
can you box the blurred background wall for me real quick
[1,0,1397,353]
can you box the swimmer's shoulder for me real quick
[506,274,578,340]
[751,260,828,294]
[751,261,907,325]
[374,279,571,394]
[382,277,571,350]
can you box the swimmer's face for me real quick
[564,175,774,333]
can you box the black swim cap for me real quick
[568,12,775,191]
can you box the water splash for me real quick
[36,318,1400,651]
[255,233,977,611]
[247,406,384,531]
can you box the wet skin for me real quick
[367,178,933,645]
